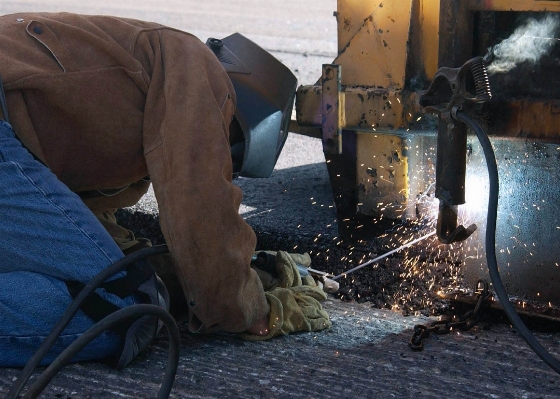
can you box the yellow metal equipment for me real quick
[294,0,560,304]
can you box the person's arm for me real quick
[136,28,269,333]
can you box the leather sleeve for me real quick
[136,29,269,333]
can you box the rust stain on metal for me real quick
[489,99,560,139]
[333,1,413,88]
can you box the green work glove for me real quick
[251,250,316,291]
[239,284,331,341]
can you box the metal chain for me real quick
[409,279,492,351]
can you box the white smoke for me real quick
[487,14,560,75]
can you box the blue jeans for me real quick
[0,120,134,367]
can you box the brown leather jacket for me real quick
[0,12,268,333]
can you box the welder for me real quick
[0,12,330,369]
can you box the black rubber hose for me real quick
[7,245,173,398]
[456,110,560,374]
[23,304,180,399]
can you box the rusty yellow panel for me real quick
[336,0,379,53]
[295,91,560,140]
[296,85,322,126]
[296,85,423,130]
[356,133,409,219]
[418,0,440,80]
[333,1,413,88]
[469,0,560,11]
[343,88,419,130]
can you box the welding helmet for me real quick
[206,34,297,178]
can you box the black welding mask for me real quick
[206,34,297,178]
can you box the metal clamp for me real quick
[420,57,492,244]
[420,56,491,118]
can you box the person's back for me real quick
[0,12,269,336]
[0,12,330,372]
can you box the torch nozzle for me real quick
[436,204,477,244]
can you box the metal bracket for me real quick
[420,56,492,244]
[321,64,344,154]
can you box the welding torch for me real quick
[251,252,339,293]
[421,56,560,375]
[419,56,491,244]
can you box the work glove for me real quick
[251,250,316,290]
[240,250,332,341]
[239,284,331,341]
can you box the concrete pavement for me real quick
[0,0,337,85]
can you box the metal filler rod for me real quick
[332,231,436,280]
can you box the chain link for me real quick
[409,279,492,351]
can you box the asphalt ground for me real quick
[1,300,559,398]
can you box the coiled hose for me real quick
[7,245,180,399]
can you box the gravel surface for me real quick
[118,132,462,319]
[118,130,560,322]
